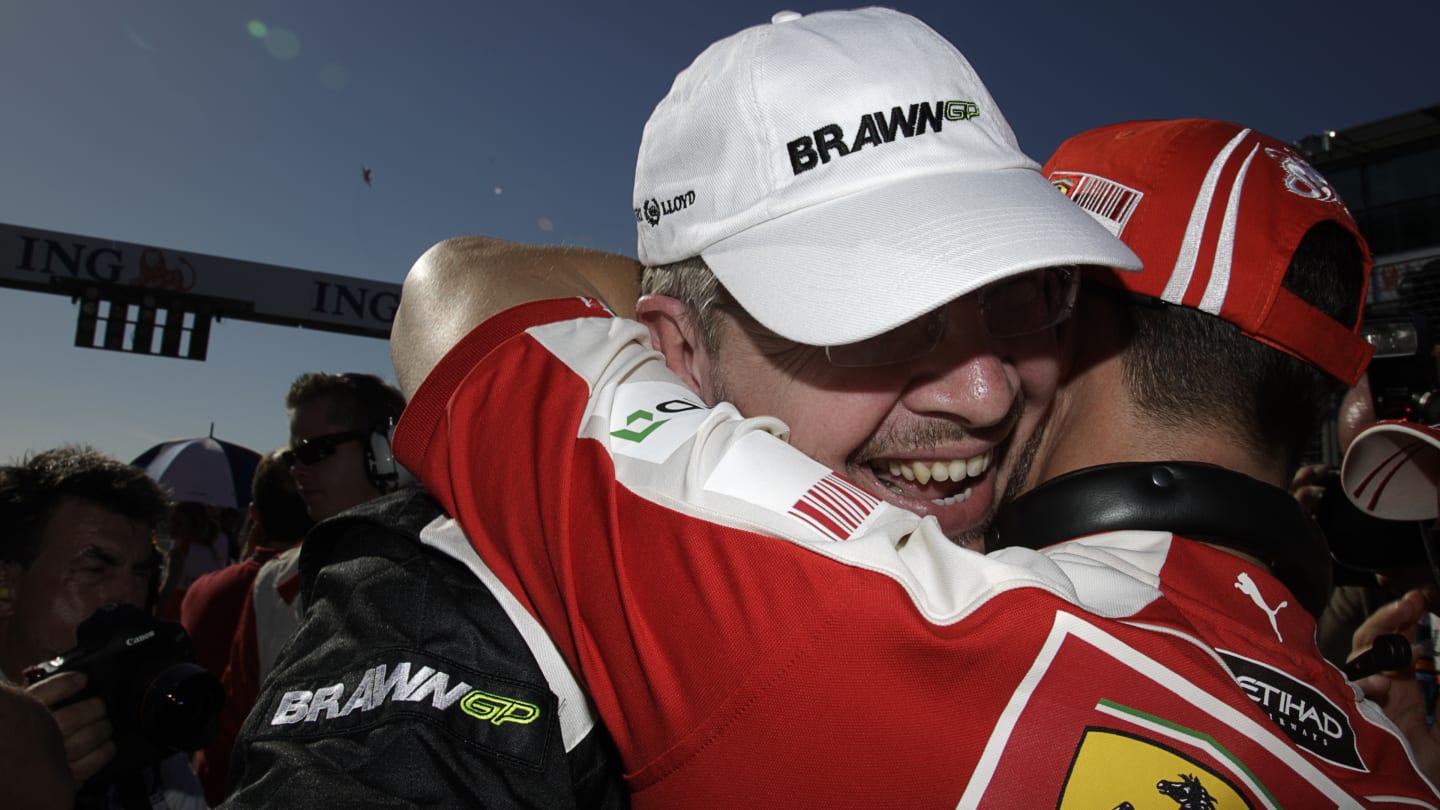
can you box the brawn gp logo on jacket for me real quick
[272,660,540,727]
[254,652,557,766]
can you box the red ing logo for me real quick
[131,248,197,292]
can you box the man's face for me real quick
[287,396,382,520]
[0,497,155,680]
[705,294,1061,548]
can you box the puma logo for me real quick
[1235,572,1287,642]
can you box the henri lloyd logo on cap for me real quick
[787,99,981,176]
[635,189,697,228]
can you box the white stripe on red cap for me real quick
[1163,128,1252,305]
[1199,143,1261,315]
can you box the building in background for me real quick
[1298,105,1440,456]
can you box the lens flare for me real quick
[264,28,302,61]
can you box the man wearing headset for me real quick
[220,371,628,807]
[201,372,410,803]
[242,372,409,681]
[282,372,409,522]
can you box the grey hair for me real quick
[640,256,730,352]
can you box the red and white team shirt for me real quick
[394,299,1440,809]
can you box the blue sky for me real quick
[0,0,1434,465]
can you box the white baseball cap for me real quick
[1342,420,1440,521]
[633,7,1142,346]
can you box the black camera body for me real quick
[1316,467,1432,573]
[24,603,224,785]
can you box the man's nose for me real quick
[898,301,1019,429]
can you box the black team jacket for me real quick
[222,488,628,809]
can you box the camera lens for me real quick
[138,662,225,752]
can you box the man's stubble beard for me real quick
[982,416,1047,551]
[709,346,1037,553]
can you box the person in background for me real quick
[212,374,407,805]
[225,368,630,807]
[155,501,228,620]
[180,451,311,682]
[0,446,206,809]
[184,450,312,805]
[232,371,407,689]
[283,372,407,523]
[1338,418,1440,779]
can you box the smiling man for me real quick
[385,8,1142,807]
[636,258,1073,548]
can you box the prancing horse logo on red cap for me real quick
[1263,147,1340,204]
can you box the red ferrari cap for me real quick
[1044,118,1373,385]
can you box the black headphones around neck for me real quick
[989,462,1332,617]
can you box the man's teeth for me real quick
[877,449,992,504]
[931,488,972,507]
[883,450,991,486]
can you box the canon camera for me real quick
[24,603,224,783]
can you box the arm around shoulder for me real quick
[391,236,642,399]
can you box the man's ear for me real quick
[0,563,20,619]
[635,294,715,399]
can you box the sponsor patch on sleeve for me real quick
[606,381,713,463]
[250,651,557,770]
[705,430,881,542]
[1218,650,1364,771]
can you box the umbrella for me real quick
[132,429,263,510]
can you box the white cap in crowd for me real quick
[1343,420,1440,521]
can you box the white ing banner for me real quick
[0,221,401,337]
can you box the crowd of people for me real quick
[4,6,1440,808]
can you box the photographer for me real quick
[0,446,208,809]
[1314,317,1440,666]
[1339,419,1440,775]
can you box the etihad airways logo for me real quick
[787,100,981,176]
[270,661,540,728]
[1219,651,1363,770]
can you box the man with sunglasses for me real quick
[211,373,408,803]
[223,367,631,807]
[282,372,408,522]
[233,372,407,679]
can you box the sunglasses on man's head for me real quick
[282,430,368,467]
